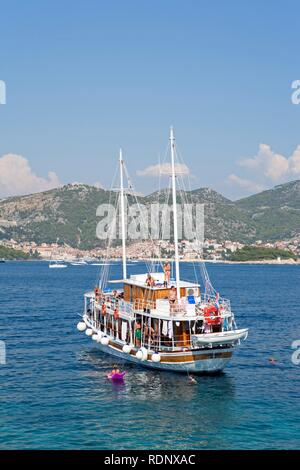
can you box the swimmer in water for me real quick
[111,364,120,374]
[188,375,197,384]
[268,357,277,365]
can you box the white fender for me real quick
[100,336,109,346]
[96,332,103,342]
[122,344,131,354]
[140,346,148,361]
[77,322,86,332]
[151,353,161,363]
[136,350,143,360]
[92,334,98,341]
[85,328,93,336]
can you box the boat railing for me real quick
[133,298,157,312]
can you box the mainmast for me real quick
[119,148,127,280]
[170,127,181,300]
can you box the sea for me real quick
[0,261,299,450]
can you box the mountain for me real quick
[0,181,299,249]
[236,180,300,240]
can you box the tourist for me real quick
[169,286,177,314]
[111,364,120,374]
[163,261,171,286]
[188,375,197,385]
[135,320,142,347]
[146,273,155,287]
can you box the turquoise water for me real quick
[0,261,299,449]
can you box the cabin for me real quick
[123,272,200,308]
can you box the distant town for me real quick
[1,236,299,263]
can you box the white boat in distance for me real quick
[77,128,248,374]
[49,260,67,269]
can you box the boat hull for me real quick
[87,334,234,373]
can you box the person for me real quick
[269,357,277,365]
[135,320,142,347]
[146,273,155,287]
[111,290,119,309]
[169,286,177,313]
[144,323,155,345]
[111,364,120,374]
[163,261,171,286]
[188,375,197,385]
[94,286,101,302]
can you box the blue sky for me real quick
[0,0,300,199]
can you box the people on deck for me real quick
[146,273,155,287]
[169,286,177,314]
[163,261,171,286]
[135,320,142,347]
[144,323,155,344]
[94,286,101,302]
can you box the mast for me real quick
[119,148,127,280]
[170,127,180,300]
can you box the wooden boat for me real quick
[77,128,248,373]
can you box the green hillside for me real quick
[229,246,297,261]
[0,245,33,260]
[236,180,300,240]
[0,180,299,248]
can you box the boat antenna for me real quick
[119,148,127,280]
[170,126,181,300]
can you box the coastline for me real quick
[2,257,299,265]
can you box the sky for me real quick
[1,0,300,199]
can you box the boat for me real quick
[49,260,67,269]
[71,260,87,266]
[77,128,248,373]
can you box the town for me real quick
[1,236,299,263]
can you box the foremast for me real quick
[170,127,181,300]
[119,148,127,280]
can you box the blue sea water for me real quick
[0,260,299,450]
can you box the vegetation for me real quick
[229,246,297,262]
[0,180,299,248]
[0,245,35,260]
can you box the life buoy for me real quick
[113,308,119,320]
[101,303,107,316]
[204,305,221,325]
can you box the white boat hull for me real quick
[49,265,67,268]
